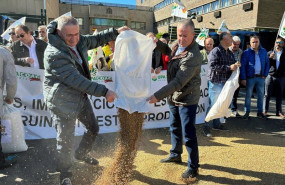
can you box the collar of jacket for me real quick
[171,40,196,60]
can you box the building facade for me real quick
[0,0,153,35]
[137,0,285,34]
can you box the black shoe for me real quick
[212,125,229,131]
[203,126,212,137]
[257,113,268,120]
[181,168,198,179]
[0,155,17,169]
[74,153,99,165]
[60,178,72,185]
[160,156,182,163]
[243,112,250,120]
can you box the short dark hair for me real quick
[276,37,284,42]
[15,25,30,33]
[162,33,170,39]
[219,32,229,42]
[250,34,260,41]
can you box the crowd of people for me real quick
[0,15,284,185]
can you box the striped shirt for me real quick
[207,44,236,83]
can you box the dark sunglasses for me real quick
[9,32,15,35]
[16,33,25,38]
[276,41,284,44]
[39,31,46,33]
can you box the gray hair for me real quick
[57,16,78,31]
[232,36,241,42]
[177,19,195,32]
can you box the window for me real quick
[130,21,146,30]
[106,8,112,14]
[92,18,126,27]
[196,7,203,15]
[203,3,211,13]
[211,1,219,11]
[75,18,83,26]
[232,0,242,5]
[221,0,230,8]
[141,0,143,4]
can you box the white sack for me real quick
[1,103,28,153]
[113,30,154,113]
[205,68,240,122]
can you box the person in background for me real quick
[264,37,285,118]
[146,32,164,74]
[203,32,239,137]
[6,28,18,47]
[11,25,47,69]
[38,25,48,42]
[200,37,214,64]
[162,33,170,44]
[102,40,115,70]
[159,37,170,70]
[0,46,18,169]
[229,36,243,117]
[241,35,269,120]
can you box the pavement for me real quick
[1,89,285,185]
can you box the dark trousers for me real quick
[230,87,240,112]
[50,97,99,173]
[264,75,285,114]
[169,104,199,170]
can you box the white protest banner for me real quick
[196,27,209,46]
[1,17,26,41]
[278,12,285,39]
[217,20,229,35]
[171,0,188,19]
[11,66,209,140]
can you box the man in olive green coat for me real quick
[43,16,129,185]
[147,19,202,180]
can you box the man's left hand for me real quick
[146,95,158,104]
[117,26,131,34]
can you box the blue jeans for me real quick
[204,81,225,128]
[169,104,199,170]
[245,77,265,113]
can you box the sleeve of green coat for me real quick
[48,52,108,97]
[154,54,201,101]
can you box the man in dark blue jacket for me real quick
[240,35,269,120]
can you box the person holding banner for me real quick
[10,25,47,69]
[0,46,17,169]
[43,16,129,185]
[200,37,214,64]
[6,28,18,47]
[203,32,238,137]
[147,19,202,181]
[263,37,285,118]
[229,36,243,117]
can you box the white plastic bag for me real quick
[1,103,28,153]
[114,30,155,113]
[205,68,240,122]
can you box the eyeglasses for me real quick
[16,33,25,38]
[251,41,259,44]
[39,31,46,33]
[9,32,15,35]
[276,41,284,44]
